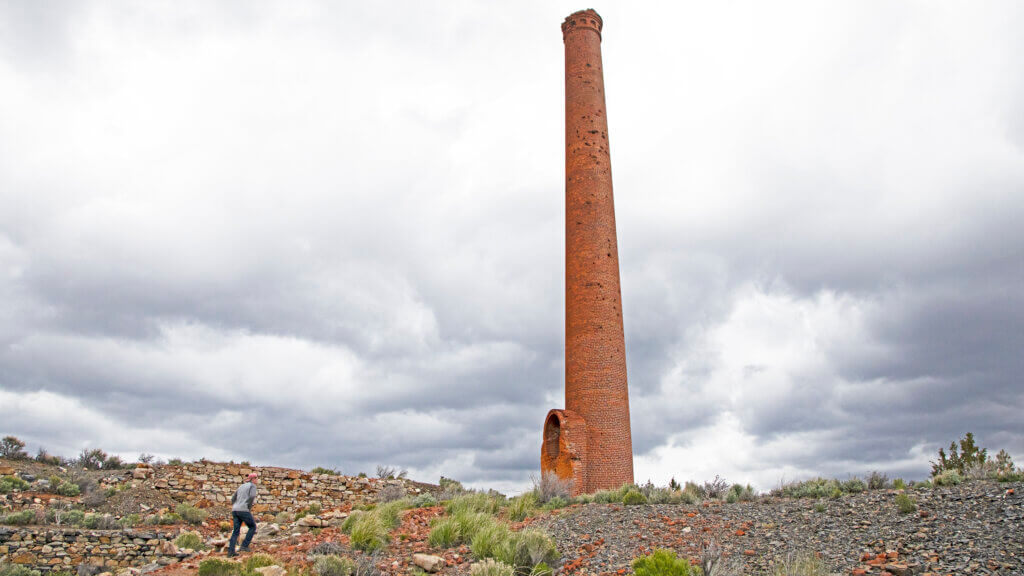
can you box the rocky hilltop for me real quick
[2,458,1022,576]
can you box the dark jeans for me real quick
[228,511,256,554]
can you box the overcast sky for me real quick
[1,1,1022,494]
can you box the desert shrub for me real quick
[168,458,185,466]
[120,514,141,528]
[412,493,438,508]
[931,432,988,476]
[493,528,558,574]
[702,476,729,500]
[340,511,364,534]
[174,531,208,551]
[0,565,41,576]
[622,489,647,505]
[471,521,512,559]
[377,484,406,503]
[895,493,916,514]
[0,436,28,459]
[892,478,906,490]
[349,514,387,552]
[964,460,999,480]
[176,503,209,525]
[56,482,80,496]
[771,553,827,576]
[0,476,30,494]
[592,489,619,504]
[913,480,932,489]
[725,484,755,503]
[2,510,35,525]
[773,478,848,499]
[429,516,460,548]
[62,509,85,525]
[82,513,118,529]
[242,554,278,574]
[866,471,889,490]
[35,447,63,466]
[310,542,346,556]
[812,502,826,513]
[375,465,407,480]
[311,467,340,476]
[198,559,239,576]
[632,549,694,576]
[698,541,743,576]
[933,470,962,486]
[532,472,572,504]
[470,559,515,576]
[274,511,291,524]
[542,496,570,510]
[840,478,865,493]
[447,493,503,516]
[646,487,675,504]
[574,493,595,504]
[314,555,355,576]
[438,477,466,500]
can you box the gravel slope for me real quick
[535,481,1023,575]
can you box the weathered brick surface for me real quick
[0,527,182,572]
[543,9,634,495]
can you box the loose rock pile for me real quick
[538,480,1023,575]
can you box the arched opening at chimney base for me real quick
[544,413,561,460]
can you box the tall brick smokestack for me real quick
[542,9,634,495]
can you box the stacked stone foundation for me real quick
[0,527,183,572]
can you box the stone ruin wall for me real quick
[128,461,411,514]
[0,527,183,572]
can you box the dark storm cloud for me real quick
[2,1,1023,493]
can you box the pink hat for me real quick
[247,472,258,479]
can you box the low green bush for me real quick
[174,531,208,551]
[197,558,240,576]
[933,470,962,486]
[176,503,209,525]
[895,493,916,514]
[2,510,35,525]
[55,482,80,496]
[841,478,866,493]
[313,555,355,576]
[725,484,756,503]
[0,476,30,494]
[892,478,906,490]
[0,564,41,576]
[541,496,570,510]
[242,554,278,574]
[632,549,694,576]
[311,467,340,476]
[412,493,438,508]
[622,489,647,505]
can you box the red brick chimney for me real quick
[542,9,634,495]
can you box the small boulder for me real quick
[412,554,446,573]
[156,541,179,555]
[296,516,323,527]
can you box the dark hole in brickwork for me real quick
[544,414,561,460]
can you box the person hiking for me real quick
[227,472,259,557]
